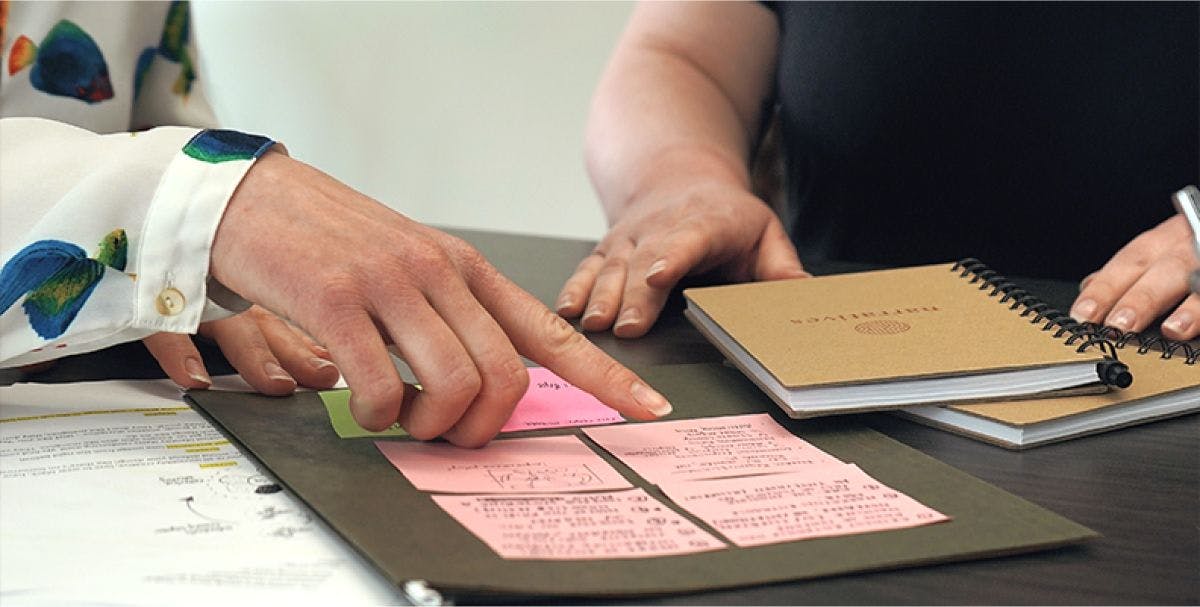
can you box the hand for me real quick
[1070,214,1200,340]
[555,179,808,338]
[209,151,671,447]
[143,305,340,395]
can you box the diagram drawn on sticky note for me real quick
[376,435,632,494]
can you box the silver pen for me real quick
[1171,185,1200,295]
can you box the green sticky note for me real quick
[318,389,409,438]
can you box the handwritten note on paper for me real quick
[375,435,632,494]
[500,367,623,432]
[431,489,727,560]
[658,465,950,547]
[582,413,842,483]
[321,368,622,439]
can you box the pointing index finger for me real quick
[471,265,673,421]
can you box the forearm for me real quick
[585,2,779,222]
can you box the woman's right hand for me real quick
[556,178,808,338]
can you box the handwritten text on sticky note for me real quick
[375,435,632,494]
[431,489,728,560]
[658,465,950,547]
[500,367,623,432]
[583,413,841,483]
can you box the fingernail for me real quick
[1106,308,1135,332]
[184,357,211,386]
[555,294,574,313]
[1079,272,1096,291]
[264,361,296,384]
[645,259,667,280]
[631,381,672,417]
[1070,298,1097,322]
[582,306,605,324]
[1162,312,1193,335]
[614,308,641,331]
[309,357,337,371]
[312,345,331,358]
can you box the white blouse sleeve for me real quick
[0,117,275,367]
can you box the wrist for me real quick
[209,149,291,299]
[618,145,751,216]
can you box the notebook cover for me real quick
[947,354,1197,426]
[683,263,1105,389]
[188,363,1096,599]
[901,353,1200,448]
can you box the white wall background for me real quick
[193,1,632,241]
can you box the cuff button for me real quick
[155,288,186,316]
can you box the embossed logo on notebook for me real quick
[789,306,941,325]
[854,320,911,335]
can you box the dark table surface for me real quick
[4,228,1197,605]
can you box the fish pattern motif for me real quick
[0,229,130,339]
[7,19,113,103]
[135,0,195,100]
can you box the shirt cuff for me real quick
[134,129,276,332]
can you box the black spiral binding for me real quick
[1085,323,1199,365]
[951,258,1135,387]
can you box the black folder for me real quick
[188,363,1096,599]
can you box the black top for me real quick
[765,2,1199,279]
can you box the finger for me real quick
[1072,260,1149,325]
[470,267,672,422]
[316,308,409,431]
[614,222,726,337]
[612,243,677,339]
[580,246,633,332]
[641,223,714,290]
[377,291,482,442]
[752,219,809,280]
[1161,293,1200,341]
[1101,250,1195,333]
[202,313,298,396]
[277,319,331,359]
[556,252,606,318]
[1071,216,1189,323]
[425,259,530,447]
[1079,272,1097,291]
[248,308,341,389]
[142,333,212,389]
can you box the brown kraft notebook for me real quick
[683,259,1130,418]
[897,329,1198,449]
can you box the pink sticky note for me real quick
[583,413,841,484]
[431,489,728,560]
[375,435,632,493]
[658,465,950,547]
[500,367,623,432]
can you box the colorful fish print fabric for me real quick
[0,229,129,339]
[183,129,274,164]
[6,0,196,105]
[135,0,195,100]
[7,19,113,103]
